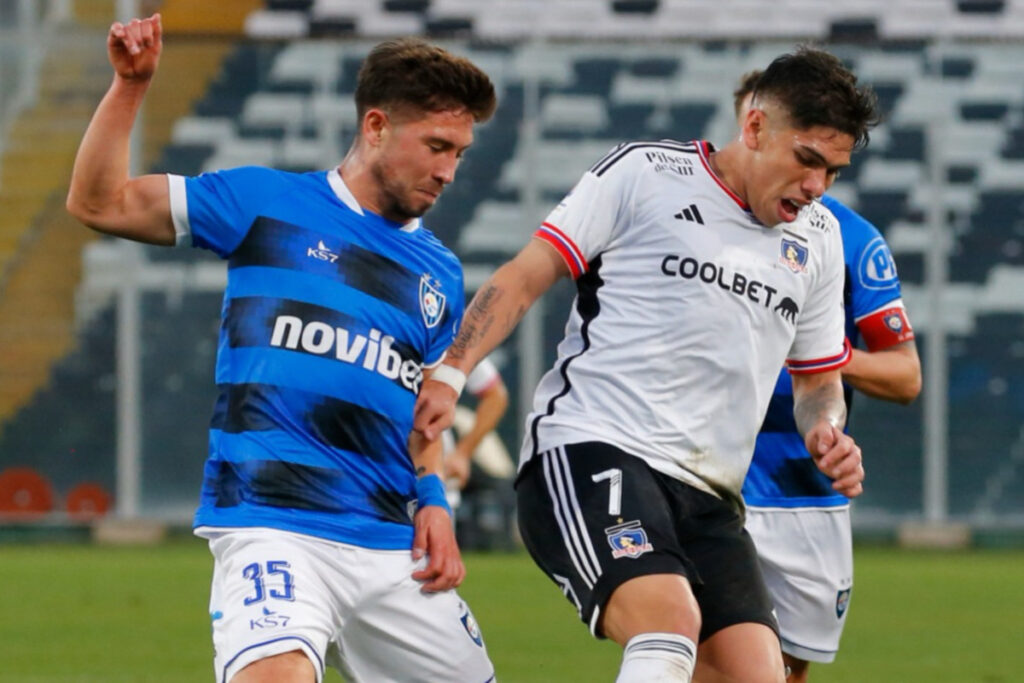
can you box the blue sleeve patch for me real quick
[856,236,900,291]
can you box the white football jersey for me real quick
[521,140,849,506]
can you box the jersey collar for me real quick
[326,167,422,233]
[695,141,751,213]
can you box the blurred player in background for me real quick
[734,71,922,682]
[66,14,497,683]
[415,48,878,683]
[442,354,510,494]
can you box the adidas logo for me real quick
[674,204,704,225]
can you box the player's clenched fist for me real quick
[414,378,458,441]
[108,13,162,82]
[805,422,865,498]
[411,505,465,592]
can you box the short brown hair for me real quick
[733,69,762,118]
[355,38,497,123]
[748,47,880,150]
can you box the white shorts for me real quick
[206,528,494,683]
[745,506,853,663]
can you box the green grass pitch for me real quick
[1,540,1022,681]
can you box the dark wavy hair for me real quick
[355,38,496,123]
[750,47,880,149]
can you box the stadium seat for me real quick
[66,482,112,519]
[0,467,54,517]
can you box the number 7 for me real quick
[591,468,622,516]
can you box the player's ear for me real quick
[362,108,390,147]
[740,107,764,151]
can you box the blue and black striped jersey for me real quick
[169,166,464,548]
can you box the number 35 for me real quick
[242,560,295,605]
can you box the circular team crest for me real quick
[858,237,899,290]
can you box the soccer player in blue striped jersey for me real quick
[67,14,497,683]
[734,72,922,683]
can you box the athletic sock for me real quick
[615,632,697,683]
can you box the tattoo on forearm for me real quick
[794,383,847,436]
[448,284,504,361]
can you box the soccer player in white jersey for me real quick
[67,14,497,683]
[415,47,879,682]
[734,71,922,683]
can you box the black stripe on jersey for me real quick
[591,140,698,177]
[529,255,606,459]
[781,228,808,244]
[208,459,346,512]
[231,216,420,314]
[587,142,629,173]
[211,382,397,462]
[207,458,412,524]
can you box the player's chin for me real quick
[412,190,441,212]
[400,199,433,219]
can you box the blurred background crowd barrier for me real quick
[2,0,1023,546]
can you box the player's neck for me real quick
[336,149,391,220]
[708,143,748,205]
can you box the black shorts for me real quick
[516,441,778,642]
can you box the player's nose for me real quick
[801,167,827,199]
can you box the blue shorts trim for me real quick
[221,634,323,683]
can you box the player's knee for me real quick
[231,649,316,683]
[601,574,700,645]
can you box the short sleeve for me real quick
[533,146,637,279]
[848,230,915,352]
[787,211,851,375]
[465,356,501,395]
[848,226,902,317]
[169,166,291,258]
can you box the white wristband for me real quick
[430,364,467,396]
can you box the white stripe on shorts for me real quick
[542,448,603,588]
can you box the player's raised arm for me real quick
[792,369,865,497]
[65,14,175,245]
[414,238,569,440]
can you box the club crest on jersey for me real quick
[605,521,654,559]
[459,603,485,647]
[419,275,446,329]
[779,238,809,273]
[885,311,904,333]
[836,588,852,618]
